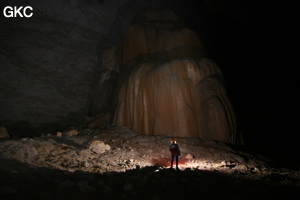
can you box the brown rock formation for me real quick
[0,126,9,138]
[114,59,239,143]
[112,7,241,144]
[118,7,206,70]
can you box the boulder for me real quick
[0,127,9,138]
[82,114,111,129]
[185,154,194,160]
[89,141,111,154]
[57,132,63,137]
[66,130,78,137]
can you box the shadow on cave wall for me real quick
[1,109,88,138]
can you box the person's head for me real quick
[171,138,176,144]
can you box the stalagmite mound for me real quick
[111,7,242,144]
[114,58,238,143]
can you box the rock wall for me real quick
[113,8,241,144]
[118,7,206,70]
[0,0,127,130]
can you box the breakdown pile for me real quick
[0,126,274,174]
[0,126,300,200]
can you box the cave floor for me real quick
[0,126,299,200]
[0,159,299,200]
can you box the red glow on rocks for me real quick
[151,158,188,167]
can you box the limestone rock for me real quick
[83,114,111,129]
[0,127,9,138]
[185,154,194,160]
[57,132,63,137]
[0,0,125,128]
[102,46,118,71]
[66,130,78,137]
[89,140,111,154]
[0,127,268,174]
[113,8,241,144]
[79,149,93,161]
[113,58,239,144]
[118,7,206,70]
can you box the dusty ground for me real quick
[0,126,299,200]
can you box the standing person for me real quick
[169,138,180,170]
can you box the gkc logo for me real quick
[3,6,33,18]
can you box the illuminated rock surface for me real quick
[113,8,241,144]
[0,127,263,173]
[0,127,299,199]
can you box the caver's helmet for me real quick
[171,139,176,143]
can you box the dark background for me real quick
[179,1,297,166]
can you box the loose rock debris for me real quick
[0,126,299,200]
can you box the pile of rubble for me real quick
[0,126,299,200]
[0,126,268,174]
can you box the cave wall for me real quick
[0,0,125,130]
[0,0,180,132]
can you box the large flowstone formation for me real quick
[112,8,241,144]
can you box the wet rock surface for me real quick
[112,8,240,143]
[0,126,299,200]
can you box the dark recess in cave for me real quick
[174,1,297,167]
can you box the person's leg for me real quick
[175,155,179,170]
[171,155,174,168]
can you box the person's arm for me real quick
[177,145,181,155]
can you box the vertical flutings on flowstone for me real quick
[110,7,242,145]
